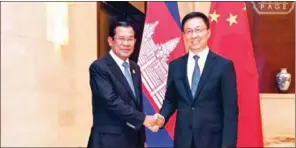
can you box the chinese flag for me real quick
[208,2,263,147]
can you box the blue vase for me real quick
[276,68,291,93]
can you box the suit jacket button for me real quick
[191,107,195,111]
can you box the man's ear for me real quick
[207,29,211,39]
[107,36,113,47]
[182,32,189,52]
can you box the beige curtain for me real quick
[177,2,211,21]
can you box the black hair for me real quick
[109,21,135,37]
[181,12,210,32]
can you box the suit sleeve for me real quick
[159,63,178,127]
[89,63,145,129]
[221,61,239,147]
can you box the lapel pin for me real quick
[132,70,136,74]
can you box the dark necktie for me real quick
[122,61,136,97]
[191,55,200,97]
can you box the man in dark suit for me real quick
[155,12,239,148]
[87,21,158,148]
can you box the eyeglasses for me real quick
[113,37,136,44]
[184,28,208,36]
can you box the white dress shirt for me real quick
[187,47,209,89]
[110,50,131,75]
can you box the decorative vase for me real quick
[276,68,291,93]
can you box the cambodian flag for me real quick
[137,2,186,147]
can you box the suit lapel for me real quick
[129,61,140,105]
[181,54,194,104]
[105,54,138,105]
[192,51,217,103]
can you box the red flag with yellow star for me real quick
[208,2,263,147]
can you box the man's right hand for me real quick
[154,113,165,128]
[143,115,158,132]
[143,114,165,132]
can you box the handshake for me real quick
[143,113,165,132]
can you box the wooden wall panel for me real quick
[129,2,145,13]
[96,2,112,58]
[246,2,295,93]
